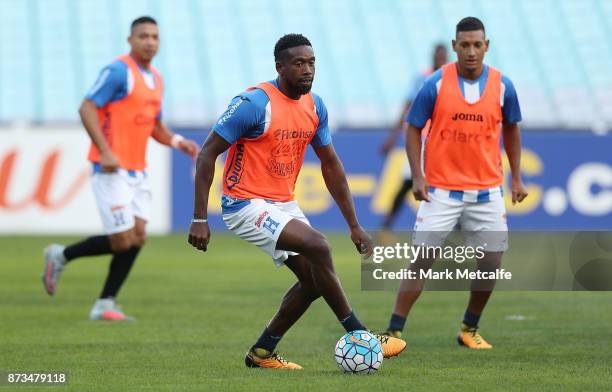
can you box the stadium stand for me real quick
[0,0,610,130]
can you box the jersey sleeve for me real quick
[406,73,439,128]
[85,61,127,108]
[310,94,332,148]
[501,76,522,124]
[212,95,265,144]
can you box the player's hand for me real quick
[188,221,210,251]
[412,175,430,202]
[511,178,528,205]
[350,225,373,258]
[99,150,120,172]
[178,139,199,160]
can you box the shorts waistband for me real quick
[221,194,296,214]
[92,163,146,178]
[428,186,503,203]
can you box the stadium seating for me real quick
[0,0,610,130]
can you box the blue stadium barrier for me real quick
[171,129,611,231]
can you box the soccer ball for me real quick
[334,330,383,374]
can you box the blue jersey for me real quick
[407,64,521,128]
[86,59,162,119]
[212,79,331,148]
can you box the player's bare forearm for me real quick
[78,99,111,153]
[79,99,119,171]
[193,132,231,219]
[502,123,522,181]
[406,124,430,201]
[152,120,199,159]
[314,144,359,229]
[502,123,528,204]
[188,132,230,251]
[405,124,423,178]
[151,120,173,145]
[315,144,373,254]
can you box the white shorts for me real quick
[91,168,151,235]
[413,187,508,251]
[222,199,310,267]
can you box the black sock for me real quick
[99,247,141,299]
[340,311,367,332]
[463,310,481,328]
[253,327,282,353]
[388,313,407,332]
[63,236,112,262]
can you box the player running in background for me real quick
[379,44,447,231]
[188,34,406,369]
[42,16,198,320]
[385,17,528,348]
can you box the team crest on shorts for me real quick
[255,211,269,228]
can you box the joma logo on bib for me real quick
[451,112,484,122]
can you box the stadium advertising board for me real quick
[172,130,611,231]
[0,127,171,234]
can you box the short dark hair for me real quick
[456,17,485,36]
[274,34,312,61]
[131,16,157,32]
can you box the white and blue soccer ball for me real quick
[334,330,383,374]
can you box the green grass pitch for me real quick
[1,234,611,391]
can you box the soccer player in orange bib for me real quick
[188,34,405,369]
[42,17,198,320]
[384,17,528,349]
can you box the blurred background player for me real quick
[385,17,528,348]
[379,44,448,231]
[188,34,406,369]
[42,16,198,320]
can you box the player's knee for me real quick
[133,232,146,248]
[110,236,132,253]
[109,232,135,253]
[134,219,147,248]
[306,233,331,260]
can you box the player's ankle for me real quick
[388,313,407,333]
[462,310,481,329]
[339,311,366,332]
